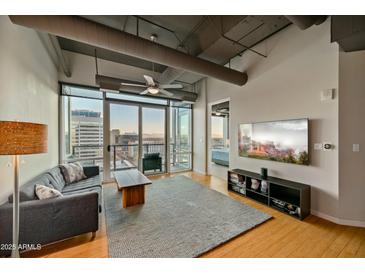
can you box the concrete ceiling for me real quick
[58,15,291,84]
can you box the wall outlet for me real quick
[353,144,360,152]
[314,143,323,150]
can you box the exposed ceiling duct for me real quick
[9,15,248,86]
[157,67,186,85]
[331,16,365,52]
[95,74,198,102]
[285,16,327,30]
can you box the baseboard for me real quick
[193,168,207,175]
[311,210,365,228]
[310,210,339,224]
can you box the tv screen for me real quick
[238,118,309,165]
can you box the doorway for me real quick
[208,99,230,179]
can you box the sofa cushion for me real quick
[47,167,66,191]
[8,173,55,203]
[61,175,101,194]
[62,186,102,211]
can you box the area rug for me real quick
[103,175,271,257]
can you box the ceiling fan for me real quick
[120,75,183,97]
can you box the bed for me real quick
[211,148,229,167]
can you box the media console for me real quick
[228,169,311,220]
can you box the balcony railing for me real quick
[67,143,191,172]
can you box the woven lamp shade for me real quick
[0,121,48,155]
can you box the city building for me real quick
[71,110,103,160]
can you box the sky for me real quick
[71,97,103,114]
[72,97,165,135]
[71,97,197,139]
[110,104,165,135]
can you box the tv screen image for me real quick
[238,118,309,165]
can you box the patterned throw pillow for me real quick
[73,162,87,181]
[60,162,87,184]
[35,184,63,200]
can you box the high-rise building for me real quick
[110,129,120,145]
[71,110,103,159]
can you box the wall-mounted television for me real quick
[238,118,309,165]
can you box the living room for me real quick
[1,1,365,273]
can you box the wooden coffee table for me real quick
[114,169,152,208]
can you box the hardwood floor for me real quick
[23,172,365,258]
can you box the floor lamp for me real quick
[0,121,47,258]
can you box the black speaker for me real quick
[261,168,268,179]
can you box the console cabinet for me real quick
[228,169,311,220]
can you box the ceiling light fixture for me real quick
[147,87,159,94]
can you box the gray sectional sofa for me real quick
[0,165,102,257]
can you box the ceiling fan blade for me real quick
[159,84,183,89]
[140,89,150,95]
[159,89,174,97]
[143,75,155,86]
[121,82,147,88]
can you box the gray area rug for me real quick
[103,175,271,257]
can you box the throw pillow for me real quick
[60,162,87,184]
[59,163,76,184]
[72,162,87,181]
[35,184,63,200]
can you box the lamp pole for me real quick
[11,155,20,258]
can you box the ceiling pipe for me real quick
[285,16,327,30]
[9,15,248,86]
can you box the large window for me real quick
[60,83,193,174]
[61,85,104,169]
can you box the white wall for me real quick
[193,79,207,174]
[0,16,59,203]
[338,49,365,224]
[203,19,340,218]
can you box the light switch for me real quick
[353,144,360,152]
[321,89,335,101]
[314,143,323,150]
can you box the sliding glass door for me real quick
[142,107,166,174]
[109,103,139,170]
[106,101,166,176]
